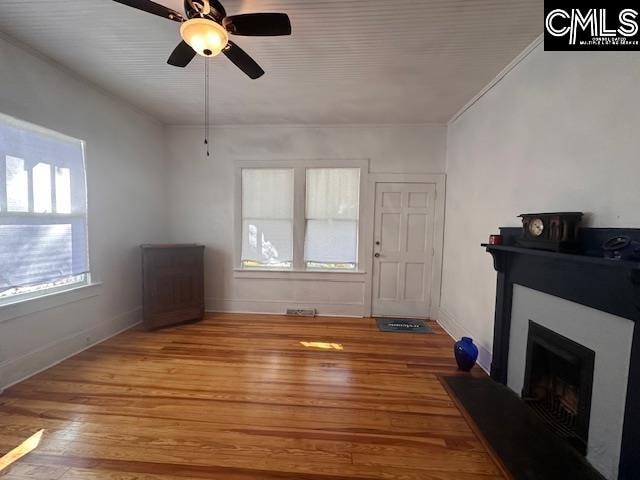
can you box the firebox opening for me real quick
[522,321,595,456]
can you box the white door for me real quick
[372,182,436,318]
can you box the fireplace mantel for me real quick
[484,227,640,480]
[484,244,640,322]
[486,244,640,279]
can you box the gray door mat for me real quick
[376,318,432,333]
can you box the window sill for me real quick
[0,282,102,324]
[233,268,367,282]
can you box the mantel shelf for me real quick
[481,244,640,271]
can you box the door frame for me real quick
[366,173,446,319]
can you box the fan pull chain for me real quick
[204,58,210,157]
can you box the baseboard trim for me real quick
[205,308,364,319]
[0,306,142,391]
[205,298,366,318]
[437,307,492,374]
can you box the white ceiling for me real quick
[0,0,542,125]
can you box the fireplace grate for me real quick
[521,322,595,456]
[524,395,581,444]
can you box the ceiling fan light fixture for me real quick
[180,18,229,57]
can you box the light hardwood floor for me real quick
[0,314,503,479]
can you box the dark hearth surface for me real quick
[442,376,605,480]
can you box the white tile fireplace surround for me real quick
[507,285,634,480]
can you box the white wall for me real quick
[165,124,446,317]
[440,42,640,370]
[0,35,167,388]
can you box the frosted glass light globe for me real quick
[180,18,229,57]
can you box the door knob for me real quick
[375,241,381,245]
[374,253,380,258]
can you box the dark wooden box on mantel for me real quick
[141,244,204,331]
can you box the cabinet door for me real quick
[142,247,204,330]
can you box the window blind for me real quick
[304,168,360,265]
[0,113,89,293]
[241,168,293,267]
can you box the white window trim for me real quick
[234,159,370,279]
[0,277,102,324]
[233,269,367,281]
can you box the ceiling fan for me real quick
[113,0,291,79]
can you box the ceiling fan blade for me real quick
[223,13,291,36]
[112,0,184,22]
[209,0,227,19]
[223,42,265,79]
[167,41,197,67]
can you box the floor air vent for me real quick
[286,308,316,317]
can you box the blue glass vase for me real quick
[454,337,478,371]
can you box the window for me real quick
[0,113,89,302]
[238,163,363,272]
[241,169,294,268]
[305,168,360,270]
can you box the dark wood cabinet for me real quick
[141,244,204,330]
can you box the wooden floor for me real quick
[0,314,503,480]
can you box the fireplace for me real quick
[522,321,595,455]
[483,227,640,479]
